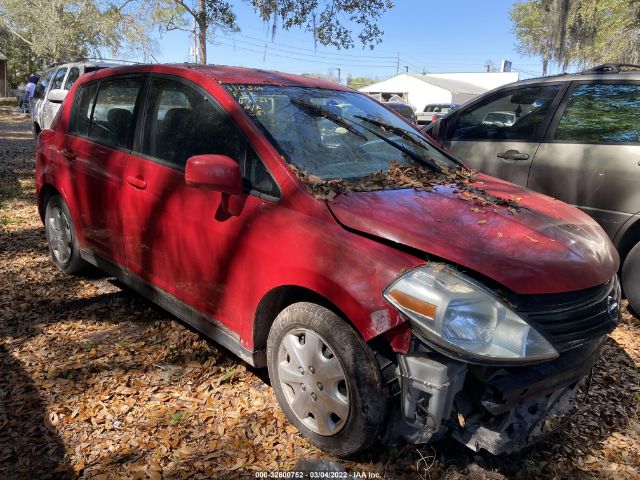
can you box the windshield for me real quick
[225,85,459,180]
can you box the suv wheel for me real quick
[622,242,640,314]
[267,302,388,458]
[44,195,87,274]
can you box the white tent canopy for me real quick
[359,72,519,111]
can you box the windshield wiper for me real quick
[354,115,466,169]
[290,99,368,141]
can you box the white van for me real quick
[31,61,117,138]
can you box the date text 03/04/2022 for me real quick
[254,472,381,478]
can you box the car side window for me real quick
[142,78,244,168]
[34,69,55,99]
[50,68,67,91]
[64,67,80,91]
[449,85,560,142]
[554,83,640,143]
[88,77,142,149]
[70,82,98,137]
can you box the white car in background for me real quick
[31,61,117,138]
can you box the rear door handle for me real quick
[127,175,147,190]
[61,148,76,161]
[497,149,530,161]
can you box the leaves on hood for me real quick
[289,161,522,210]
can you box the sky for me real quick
[147,0,546,83]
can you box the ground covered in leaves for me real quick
[0,108,639,479]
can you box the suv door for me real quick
[528,81,640,237]
[121,75,279,331]
[438,84,565,187]
[42,67,68,129]
[32,67,56,133]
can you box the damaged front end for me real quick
[381,266,621,454]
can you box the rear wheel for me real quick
[44,195,87,275]
[622,242,640,314]
[267,302,387,457]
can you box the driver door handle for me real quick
[497,149,530,161]
[61,148,76,161]
[127,175,147,190]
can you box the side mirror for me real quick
[185,154,243,195]
[47,89,68,103]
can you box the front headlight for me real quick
[383,264,559,364]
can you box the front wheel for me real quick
[267,302,388,457]
[44,195,88,275]
[622,242,640,315]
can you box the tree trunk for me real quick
[542,58,548,76]
[197,0,206,64]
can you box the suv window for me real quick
[142,78,244,168]
[450,85,560,141]
[51,68,67,91]
[554,83,640,143]
[88,77,142,149]
[34,68,55,99]
[70,82,99,137]
[64,67,80,91]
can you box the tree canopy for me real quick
[511,0,640,74]
[0,0,155,87]
[158,0,394,64]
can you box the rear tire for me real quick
[622,242,640,315]
[267,302,388,458]
[44,195,88,275]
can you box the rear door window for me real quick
[553,83,640,144]
[70,82,99,137]
[50,68,68,91]
[64,67,80,91]
[88,77,143,149]
[34,68,55,99]
[450,85,561,141]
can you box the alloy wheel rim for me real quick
[47,206,72,265]
[277,328,350,436]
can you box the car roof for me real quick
[79,63,352,91]
[497,66,640,89]
[47,61,121,70]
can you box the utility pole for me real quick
[337,68,341,85]
[405,66,409,73]
[396,53,400,74]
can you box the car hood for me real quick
[327,174,619,295]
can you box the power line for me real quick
[218,31,397,60]
[218,35,398,65]
[212,41,397,68]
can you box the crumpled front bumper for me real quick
[386,335,606,454]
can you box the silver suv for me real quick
[426,64,640,312]
[31,61,116,138]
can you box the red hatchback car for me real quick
[36,64,621,457]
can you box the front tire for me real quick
[622,242,640,314]
[267,302,388,457]
[44,195,87,275]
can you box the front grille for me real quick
[509,277,621,352]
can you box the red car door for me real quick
[120,76,280,332]
[61,76,143,265]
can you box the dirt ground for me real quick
[0,107,638,479]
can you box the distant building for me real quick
[0,52,7,97]
[359,72,519,111]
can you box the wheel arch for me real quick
[614,215,640,267]
[252,285,350,354]
[38,183,61,222]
